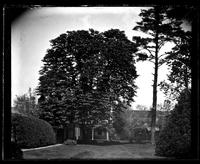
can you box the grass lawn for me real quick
[23,143,168,160]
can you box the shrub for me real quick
[133,127,149,143]
[155,89,191,158]
[64,139,77,145]
[12,113,56,148]
[102,140,120,145]
[77,139,97,145]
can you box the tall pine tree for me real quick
[132,6,186,144]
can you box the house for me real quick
[92,125,110,141]
[53,110,169,143]
[11,106,111,143]
[53,123,110,143]
[12,105,169,143]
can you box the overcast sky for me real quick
[11,7,176,108]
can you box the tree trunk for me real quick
[151,7,159,145]
[184,66,189,89]
[151,62,158,145]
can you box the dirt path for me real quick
[23,143,167,160]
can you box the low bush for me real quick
[102,140,121,145]
[12,113,56,148]
[155,89,191,158]
[77,139,97,145]
[133,127,149,143]
[64,139,77,145]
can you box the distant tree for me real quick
[113,103,151,141]
[112,102,127,139]
[37,29,138,138]
[13,88,39,117]
[113,106,135,141]
[132,6,189,144]
[136,104,148,110]
[157,100,173,112]
[122,109,140,142]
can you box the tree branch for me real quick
[149,59,155,64]
[138,47,154,57]
[158,61,166,68]
[158,53,168,59]
[158,40,166,51]
[146,47,156,55]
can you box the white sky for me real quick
[11,7,175,108]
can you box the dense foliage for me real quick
[37,29,138,132]
[155,89,191,158]
[12,113,56,148]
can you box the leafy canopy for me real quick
[37,29,138,128]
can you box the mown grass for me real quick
[23,143,168,160]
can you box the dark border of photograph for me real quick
[2,0,200,161]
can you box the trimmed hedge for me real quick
[155,89,191,158]
[12,113,56,148]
